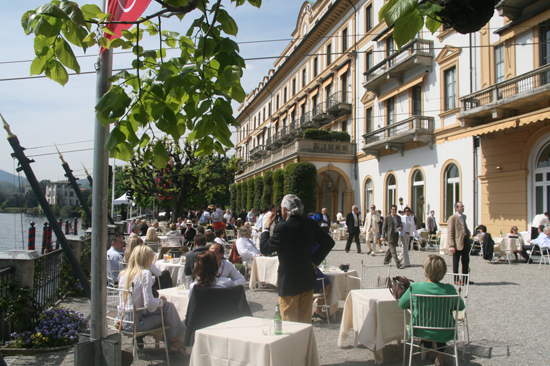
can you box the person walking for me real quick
[427,210,438,235]
[345,205,362,253]
[320,207,331,234]
[398,207,418,267]
[447,202,472,281]
[260,194,334,323]
[364,204,380,256]
[381,205,405,269]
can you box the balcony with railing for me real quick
[236,138,356,179]
[249,145,267,160]
[361,116,435,158]
[311,101,331,125]
[326,91,352,115]
[299,111,314,129]
[363,39,434,95]
[459,63,550,126]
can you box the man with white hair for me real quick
[261,194,334,323]
[235,225,261,263]
[345,205,362,253]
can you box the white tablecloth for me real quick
[338,289,406,364]
[249,256,279,289]
[157,287,190,320]
[323,269,359,315]
[190,316,319,366]
[155,260,185,287]
[439,233,448,255]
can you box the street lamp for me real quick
[325,164,333,190]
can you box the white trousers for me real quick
[398,233,410,266]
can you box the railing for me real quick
[364,39,434,83]
[460,63,550,112]
[250,145,266,157]
[312,102,327,118]
[280,126,289,138]
[289,119,297,132]
[327,91,352,108]
[299,112,313,127]
[0,267,15,343]
[34,250,64,313]
[363,116,434,144]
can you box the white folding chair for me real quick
[348,260,391,289]
[106,257,115,286]
[403,291,462,366]
[441,273,470,346]
[106,286,171,365]
[312,277,330,323]
[540,247,550,268]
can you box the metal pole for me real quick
[90,2,113,354]
[1,115,91,298]
[57,150,92,224]
[111,158,116,221]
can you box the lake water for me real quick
[0,213,72,252]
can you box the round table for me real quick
[155,259,186,287]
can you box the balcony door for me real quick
[411,170,424,225]
[534,142,550,216]
[541,22,550,85]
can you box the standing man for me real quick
[530,212,549,239]
[261,194,334,323]
[345,205,362,253]
[212,204,224,231]
[398,207,418,266]
[198,208,211,225]
[364,204,380,256]
[107,233,124,284]
[381,205,405,269]
[246,207,256,223]
[320,207,331,234]
[447,202,471,279]
[427,210,437,235]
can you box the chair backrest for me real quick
[228,243,242,264]
[158,246,186,258]
[420,231,429,239]
[146,242,161,253]
[119,261,128,270]
[441,273,470,299]
[359,261,391,289]
[184,285,252,346]
[408,292,461,337]
[225,230,235,239]
[106,286,136,331]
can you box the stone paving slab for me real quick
[3,239,548,366]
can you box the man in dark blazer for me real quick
[320,207,331,234]
[261,194,335,324]
[182,219,196,244]
[381,205,405,269]
[345,205,362,253]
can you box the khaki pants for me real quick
[365,228,378,252]
[279,289,314,324]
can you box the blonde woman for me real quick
[124,236,144,263]
[123,236,172,290]
[118,245,186,355]
[145,227,160,243]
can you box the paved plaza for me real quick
[4,239,548,366]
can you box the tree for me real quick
[124,137,243,222]
[230,184,237,210]
[241,181,247,213]
[22,0,262,160]
[380,0,495,49]
[261,170,273,208]
[246,177,255,212]
[25,190,39,208]
[284,162,317,216]
[254,176,263,211]
[273,169,284,207]
[236,182,242,212]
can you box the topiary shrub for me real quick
[303,128,331,141]
[241,182,247,213]
[254,177,263,211]
[283,162,317,215]
[330,131,351,142]
[261,171,273,208]
[230,184,237,211]
[247,178,255,212]
[273,169,285,207]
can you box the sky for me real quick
[0,0,304,182]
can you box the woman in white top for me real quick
[214,229,228,246]
[118,245,186,355]
[223,209,232,224]
[188,251,236,300]
[235,226,261,263]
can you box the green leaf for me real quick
[179,36,195,50]
[426,15,442,34]
[418,3,444,16]
[219,65,242,88]
[30,48,54,75]
[153,141,169,168]
[54,37,80,73]
[60,0,87,27]
[44,59,68,86]
[62,22,87,47]
[36,3,69,20]
[393,9,424,49]
[230,83,246,103]
[166,37,177,48]
[110,38,126,49]
[217,9,238,36]
[157,67,175,81]
[110,141,133,161]
[34,16,61,37]
[381,0,417,25]
[105,127,127,151]
[98,37,111,49]
[197,100,211,115]
[247,0,261,8]
[81,4,103,19]
[34,35,56,54]
[119,121,140,145]
[101,26,117,36]
[21,11,37,35]
[121,29,134,41]
[219,37,239,54]
[139,133,151,149]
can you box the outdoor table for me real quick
[189,316,320,366]
[338,288,407,364]
[157,287,190,320]
[155,259,185,287]
[323,268,359,315]
[249,256,279,289]
[493,237,522,262]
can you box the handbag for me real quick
[388,276,414,300]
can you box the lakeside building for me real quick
[234,0,550,234]
[44,181,82,207]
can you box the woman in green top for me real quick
[399,254,465,365]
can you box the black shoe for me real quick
[136,335,145,349]
[357,251,363,254]
[313,312,328,321]
[345,250,349,253]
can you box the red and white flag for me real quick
[106,0,153,40]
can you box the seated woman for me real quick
[145,227,160,243]
[165,223,184,247]
[399,255,465,366]
[189,251,236,300]
[118,245,186,355]
[123,236,172,292]
[214,229,228,246]
[204,231,216,247]
[506,226,525,261]
[235,226,261,263]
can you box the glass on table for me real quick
[261,318,271,335]
[177,278,184,293]
[184,275,192,289]
[163,254,168,262]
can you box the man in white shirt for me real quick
[320,207,331,234]
[199,209,211,225]
[257,208,264,231]
[364,204,381,256]
[246,208,256,223]
[531,212,549,239]
[398,207,418,267]
[524,225,550,263]
[235,225,261,263]
[223,209,232,225]
[209,243,246,286]
[107,234,124,284]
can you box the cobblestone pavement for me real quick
[4,239,548,365]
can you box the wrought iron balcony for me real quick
[311,102,331,125]
[459,63,550,126]
[249,145,267,160]
[299,112,314,129]
[362,116,435,158]
[363,39,434,95]
[326,91,352,115]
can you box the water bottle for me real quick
[321,259,327,271]
[274,304,282,335]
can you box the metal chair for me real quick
[428,231,441,250]
[540,247,550,268]
[146,242,161,253]
[348,260,391,289]
[403,291,462,366]
[106,286,171,365]
[158,246,187,259]
[441,273,470,346]
[312,277,331,323]
[225,229,235,241]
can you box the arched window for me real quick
[386,174,396,214]
[534,143,550,214]
[364,178,373,213]
[411,170,425,225]
[444,164,460,221]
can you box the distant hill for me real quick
[0,169,23,185]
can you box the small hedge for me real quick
[247,178,255,212]
[303,128,350,142]
[230,184,237,211]
[283,162,317,215]
[273,169,285,207]
[254,177,263,212]
[331,131,351,142]
[261,171,273,208]
[241,182,247,213]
